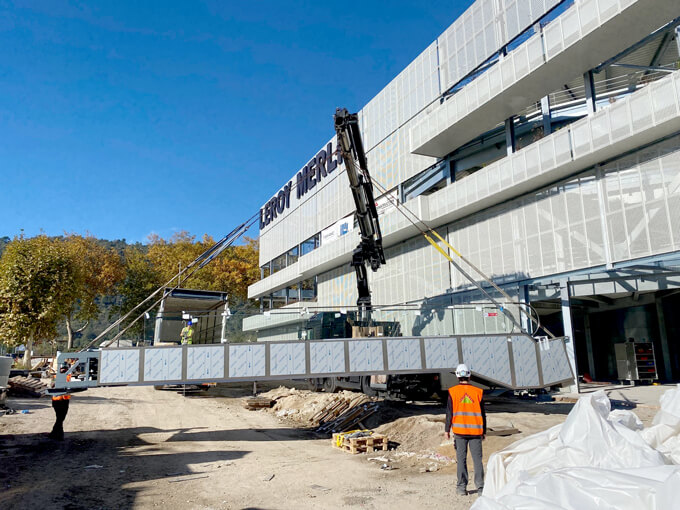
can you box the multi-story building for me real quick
[244,0,680,386]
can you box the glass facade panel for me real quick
[287,246,299,266]
[260,262,271,279]
[301,277,316,301]
[271,253,287,274]
[300,234,320,256]
[287,283,299,305]
[272,288,286,309]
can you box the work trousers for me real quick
[50,399,70,440]
[454,434,484,493]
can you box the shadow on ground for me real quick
[0,424,251,510]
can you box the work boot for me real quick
[456,488,467,496]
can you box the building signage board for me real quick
[321,214,354,246]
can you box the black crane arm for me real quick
[334,108,386,314]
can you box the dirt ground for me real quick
[0,382,668,510]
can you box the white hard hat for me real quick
[455,364,471,378]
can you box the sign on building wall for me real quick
[321,214,355,246]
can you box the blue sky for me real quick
[0,0,472,243]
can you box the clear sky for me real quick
[0,0,473,243]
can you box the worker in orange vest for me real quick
[445,363,486,496]
[48,362,72,441]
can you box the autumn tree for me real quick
[115,245,162,337]
[146,232,259,299]
[62,234,125,349]
[0,236,77,366]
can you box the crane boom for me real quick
[334,108,386,316]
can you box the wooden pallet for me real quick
[332,433,389,454]
[8,376,48,398]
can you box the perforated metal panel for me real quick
[100,349,139,384]
[270,342,306,376]
[229,344,266,378]
[144,347,182,382]
[65,333,574,391]
[187,345,224,380]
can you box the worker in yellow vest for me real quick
[444,363,486,496]
[180,320,194,345]
[48,362,72,441]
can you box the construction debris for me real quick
[243,397,274,410]
[7,376,47,398]
[317,401,380,434]
[333,431,389,454]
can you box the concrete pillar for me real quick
[505,116,516,156]
[560,280,579,391]
[584,70,597,115]
[656,297,673,381]
[583,314,597,380]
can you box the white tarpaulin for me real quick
[472,386,680,510]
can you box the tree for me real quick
[62,235,125,349]
[115,246,162,338]
[146,232,260,298]
[0,236,77,366]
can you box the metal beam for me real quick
[610,63,675,73]
[650,31,673,67]
[593,16,680,73]
[540,96,552,135]
[505,117,516,155]
[584,70,597,115]
[583,314,597,380]
[656,298,673,381]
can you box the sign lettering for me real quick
[260,141,342,229]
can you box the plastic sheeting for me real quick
[472,386,680,510]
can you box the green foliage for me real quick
[114,246,162,337]
[62,235,126,348]
[0,232,260,348]
[146,232,260,300]
[0,236,78,348]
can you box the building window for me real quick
[287,283,300,305]
[272,288,286,309]
[260,262,271,279]
[260,297,272,311]
[271,253,287,274]
[300,234,320,256]
[287,246,299,266]
[301,277,317,301]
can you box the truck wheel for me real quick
[307,378,322,392]
[322,377,338,393]
[361,376,378,397]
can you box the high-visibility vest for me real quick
[449,384,483,436]
[181,327,193,344]
[52,374,72,401]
